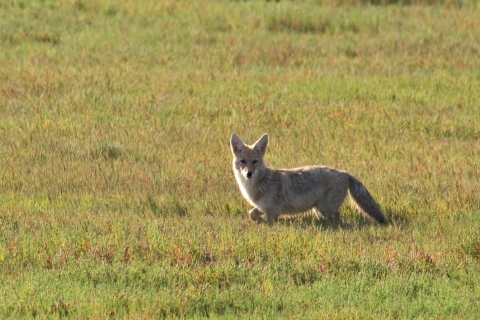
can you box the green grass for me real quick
[1,0,480,318]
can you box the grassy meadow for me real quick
[1,0,480,318]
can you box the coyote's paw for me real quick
[249,208,264,222]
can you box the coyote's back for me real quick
[230,133,386,224]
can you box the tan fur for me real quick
[230,134,386,225]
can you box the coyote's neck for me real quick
[235,167,271,206]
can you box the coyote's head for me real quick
[230,134,268,180]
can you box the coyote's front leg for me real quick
[249,208,264,222]
[249,208,278,225]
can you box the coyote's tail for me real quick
[348,175,386,224]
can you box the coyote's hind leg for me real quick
[314,206,341,222]
[314,188,347,222]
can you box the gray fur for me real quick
[230,134,386,224]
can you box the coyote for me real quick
[230,134,386,224]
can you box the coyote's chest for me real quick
[234,173,264,206]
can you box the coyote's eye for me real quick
[252,160,258,164]
[240,160,246,164]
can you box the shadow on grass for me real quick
[277,208,410,231]
[386,209,411,228]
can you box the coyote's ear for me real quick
[230,134,245,157]
[253,134,268,157]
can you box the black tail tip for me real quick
[377,217,387,225]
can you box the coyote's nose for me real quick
[246,171,252,178]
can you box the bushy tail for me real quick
[348,175,386,224]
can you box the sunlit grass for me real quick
[1,0,480,318]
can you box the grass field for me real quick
[1,0,480,318]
